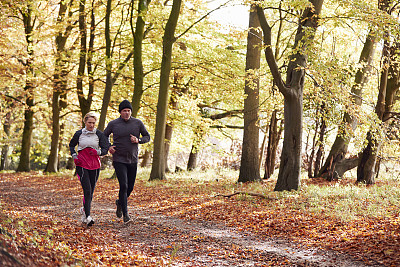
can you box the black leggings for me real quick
[113,162,137,215]
[76,166,99,217]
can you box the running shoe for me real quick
[86,216,94,227]
[80,207,86,223]
[116,199,122,218]
[123,214,131,224]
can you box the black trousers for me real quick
[113,162,138,215]
[76,166,99,217]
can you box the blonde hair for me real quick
[83,112,98,122]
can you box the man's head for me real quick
[119,100,132,121]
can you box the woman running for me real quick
[69,112,110,226]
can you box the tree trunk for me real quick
[98,0,113,131]
[238,4,262,183]
[264,110,281,179]
[45,0,73,173]
[149,0,182,180]
[313,107,327,177]
[17,2,35,172]
[132,0,151,116]
[257,0,324,191]
[1,112,11,170]
[164,123,173,172]
[318,29,377,178]
[140,149,151,168]
[187,144,198,171]
[76,0,90,120]
[357,0,394,184]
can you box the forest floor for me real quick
[0,170,399,266]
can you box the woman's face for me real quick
[85,117,96,131]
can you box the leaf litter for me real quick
[0,172,398,266]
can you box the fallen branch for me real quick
[216,191,277,200]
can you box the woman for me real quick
[69,112,110,226]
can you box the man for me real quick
[104,100,150,223]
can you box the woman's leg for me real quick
[77,166,92,217]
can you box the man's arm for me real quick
[139,121,150,144]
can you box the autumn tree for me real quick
[257,0,324,191]
[45,0,75,173]
[357,0,400,183]
[16,0,37,172]
[238,4,262,183]
[150,0,182,180]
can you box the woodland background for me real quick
[1,0,400,190]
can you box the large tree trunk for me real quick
[17,2,35,172]
[238,4,262,183]
[318,29,377,178]
[45,0,73,173]
[257,0,324,191]
[150,0,182,180]
[132,0,151,116]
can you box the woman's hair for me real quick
[83,112,98,122]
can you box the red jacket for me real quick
[74,147,101,170]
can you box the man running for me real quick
[104,100,150,224]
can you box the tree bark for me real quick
[238,4,262,183]
[1,112,11,170]
[132,0,151,116]
[98,0,113,131]
[264,110,281,179]
[187,144,198,171]
[45,0,74,173]
[257,0,324,190]
[17,1,35,172]
[76,0,90,121]
[150,0,182,180]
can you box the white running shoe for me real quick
[86,216,94,226]
[80,207,86,223]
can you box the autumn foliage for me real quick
[1,171,399,266]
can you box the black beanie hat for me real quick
[119,99,133,113]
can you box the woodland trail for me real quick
[0,172,385,266]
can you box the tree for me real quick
[317,29,377,179]
[238,4,262,183]
[150,0,182,180]
[45,0,75,173]
[17,1,36,172]
[357,0,400,183]
[131,0,152,116]
[98,0,134,130]
[257,0,324,191]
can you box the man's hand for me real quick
[109,145,116,154]
[130,134,139,144]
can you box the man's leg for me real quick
[126,163,138,199]
[114,162,129,216]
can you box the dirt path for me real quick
[0,173,380,266]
